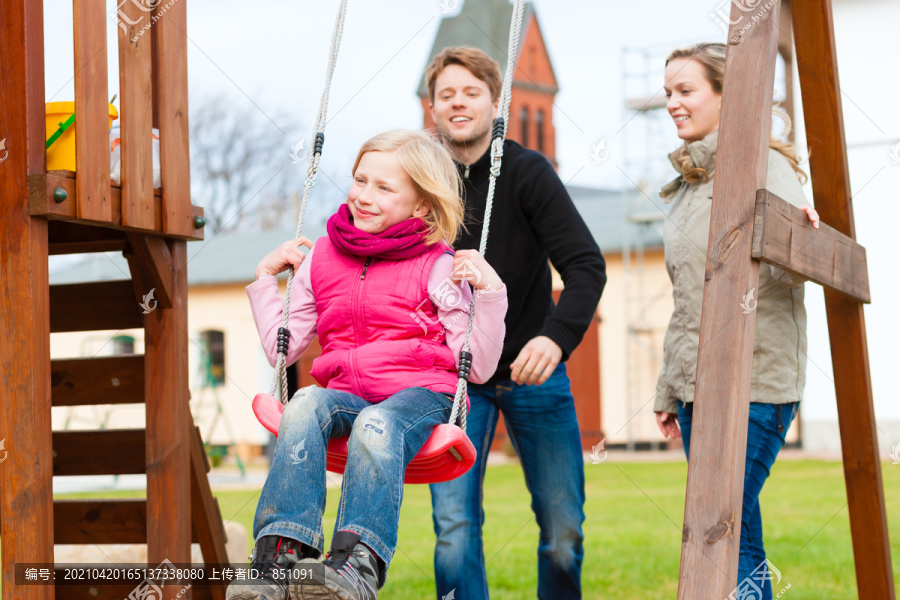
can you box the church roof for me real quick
[416,0,558,99]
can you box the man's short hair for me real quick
[425,46,502,102]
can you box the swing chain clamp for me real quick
[458,350,473,381]
[313,132,325,156]
[276,327,291,355]
[491,118,505,143]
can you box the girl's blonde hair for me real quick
[664,42,807,186]
[351,129,464,246]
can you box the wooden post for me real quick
[144,240,192,590]
[0,0,55,597]
[792,1,896,597]
[677,2,781,598]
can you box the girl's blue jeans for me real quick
[678,400,798,600]
[253,385,452,568]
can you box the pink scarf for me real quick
[326,203,430,259]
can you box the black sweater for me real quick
[455,140,607,386]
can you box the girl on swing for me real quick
[227,129,507,600]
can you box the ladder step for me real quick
[52,355,144,406]
[53,429,145,476]
[50,280,143,333]
[54,499,205,544]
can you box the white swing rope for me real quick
[448,0,526,434]
[270,0,348,404]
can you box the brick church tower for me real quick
[417,0,560,168]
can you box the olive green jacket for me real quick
[654,130,808,414]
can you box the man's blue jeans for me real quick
[430,363,585,600]
[678,401,797,600]
[253,385,452,568]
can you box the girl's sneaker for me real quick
[292,530,380,600]
[226,535,311,600]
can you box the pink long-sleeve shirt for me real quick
[247,245,508,385]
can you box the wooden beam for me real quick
[49,280,144,333]
[54,499,148,544]
[117,0,155,230]
[793,1,896,597]
[752,189,870,303]
[73,0,112,222]
[152,1,193,237]
[127,233,175,309]
[52,429,146,476]
[145,240,192,566]
[0,0,55,596]
[191,426,230,599]
[48,220,128,255]
[677,3,781,598]
[29,173,205,241]
[51,355,145,407]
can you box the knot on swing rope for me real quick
[313,132,325,156]
[276,327,291,355]
[457,350,473,382]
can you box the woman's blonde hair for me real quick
[351,129,464,246]
[664,42,807,185]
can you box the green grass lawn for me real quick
[50,459,900,599]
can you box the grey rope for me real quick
[448,0,525,432]
[269,0,348,404]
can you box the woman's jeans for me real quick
[429,363,585,600]
[678,401,797,600]
[253,386,452,567]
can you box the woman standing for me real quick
[654,42,818,599]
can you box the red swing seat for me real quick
[252,392,476,484]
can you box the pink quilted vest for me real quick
[308,235,460,403]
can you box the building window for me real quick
[111,334,135,355]
[199,330,226,387]
[536,109,545,154]
[520,107,529,148]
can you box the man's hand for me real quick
[510,336,563,386]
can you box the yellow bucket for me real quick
[45,101,118,171]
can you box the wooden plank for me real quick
[145,240,192,567]
[117,0,155,229]
[54,576,213,600]
[73,0,112,222]
[52,429,146,476]
[49,220,128,255]
[752,189,870,303]
[0,0,55,595]
[29,173,205,241]
[191,425,230,599]
[49,280,144,333]
[54,499,147,544]
[152,1,193,237]
[677,4,781,598]
[128,234,174,309]
[51,355,145,407]
[793,1,896,597]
